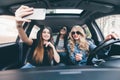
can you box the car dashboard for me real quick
[0,66,120,80]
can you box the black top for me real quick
[27,40,52,66]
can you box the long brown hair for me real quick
[69,25,89,53]
[33,26,54,63]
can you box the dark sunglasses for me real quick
[71,31,82,35]
[62,27,67,31]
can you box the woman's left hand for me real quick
[105,32,119,41]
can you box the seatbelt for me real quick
[24,47,31,64]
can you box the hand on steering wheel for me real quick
[87,38,120,65]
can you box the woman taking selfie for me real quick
[15,5,60,68]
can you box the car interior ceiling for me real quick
[0,0,118,15]
[2,0,115,32]
[0,0,119,28]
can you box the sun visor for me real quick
[78,1,114,13]
[9,2,48,14]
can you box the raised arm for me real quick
[15,5,34,45]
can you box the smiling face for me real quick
[70,25,86,42]
[42,28,51,41]
[72,30,81,41]
[71,27,82,41]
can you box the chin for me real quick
[74,38,79,40]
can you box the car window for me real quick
[82,24,92,39]
[96,14,120,38]
[0,15,18,44]
[29,25,40,39]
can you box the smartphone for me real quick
[23,8,46,20]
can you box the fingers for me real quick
[111,32,119,39]
[16,8,33,17]
[15,5,34,23]
[45,42,53,48]
[45,42,49,47]
[15,17,31,22]
[75,54,83,61]
[20,5,30,9]
[16,5,33,14]
[105,35,112,41]
[105,32,119,41]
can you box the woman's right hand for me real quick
[15,5,34,26]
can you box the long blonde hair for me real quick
[69,25,89,53]
[33,27,54,63]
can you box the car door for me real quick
[0,16,20,70]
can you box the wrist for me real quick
[17,25,22,29]
[16,21,23,28]
[52,45,55,49]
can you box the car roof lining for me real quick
[0,0,119,17]
[5,0,114,26]
[0,0,119,33]
[8,0,114,13]
[0,0,117,23]
[0,0,119,8]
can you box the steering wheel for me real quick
[87,39,120,65]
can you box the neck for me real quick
[60,34,64,39]
[75,40,79,44]
[44,40,48,44]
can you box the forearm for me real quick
[16,23,32,45]
[15,5,34,45]
[52,47,60,63]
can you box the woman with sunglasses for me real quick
[55,26,69,65]
[67,25,118,66]
[15,5,60,68]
